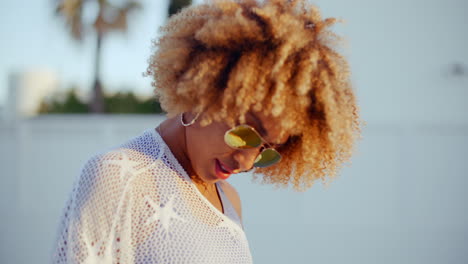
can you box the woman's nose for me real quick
[232,147,261,173]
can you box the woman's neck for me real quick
[156,116,213,191]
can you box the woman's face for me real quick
[185,110,290,183]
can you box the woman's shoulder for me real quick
[218,181,243,223]
[97,128,163,159]
[78,128,165,182]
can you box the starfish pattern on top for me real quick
[102,150,157,181]
[216,219,243,241]
[80,230,113,264]
[144,194,186,233]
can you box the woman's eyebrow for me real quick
[275,141,287,147]
[248,113,288,146]
[249,112,268,138]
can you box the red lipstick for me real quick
[215,159,232,180]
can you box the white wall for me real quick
[1,115,467,264]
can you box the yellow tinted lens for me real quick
[224,125,262,149]
[253,148,281,168]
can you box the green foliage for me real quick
[168,0,192,17]
[39,88,164,114]
[104,91,163,113]
[39,88,88,114]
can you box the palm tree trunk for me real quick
[168,0,192,17]
[90,33,105,113]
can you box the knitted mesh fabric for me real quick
[50,128,253,263]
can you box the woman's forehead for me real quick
[246,110,289,146]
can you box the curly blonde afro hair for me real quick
[145,0,365,192]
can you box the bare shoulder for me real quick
[219,180,243,222]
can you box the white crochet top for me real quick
[51,127,253,263]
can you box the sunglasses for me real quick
[224,124,282,168]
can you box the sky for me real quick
[2,0,466,124]
[0,0,206,106]
[0,0,344,108]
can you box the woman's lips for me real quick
[219,159,234,173]
[215,159,232,180]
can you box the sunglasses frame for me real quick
[224,124,282,168]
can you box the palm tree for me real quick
[55,0,141,113]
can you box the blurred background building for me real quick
[3,69,59,121]
[0,0,467,263]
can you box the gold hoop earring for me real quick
[180,112,200,127]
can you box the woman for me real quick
[51,0,364,263]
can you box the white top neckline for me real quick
[148,127,244,232]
